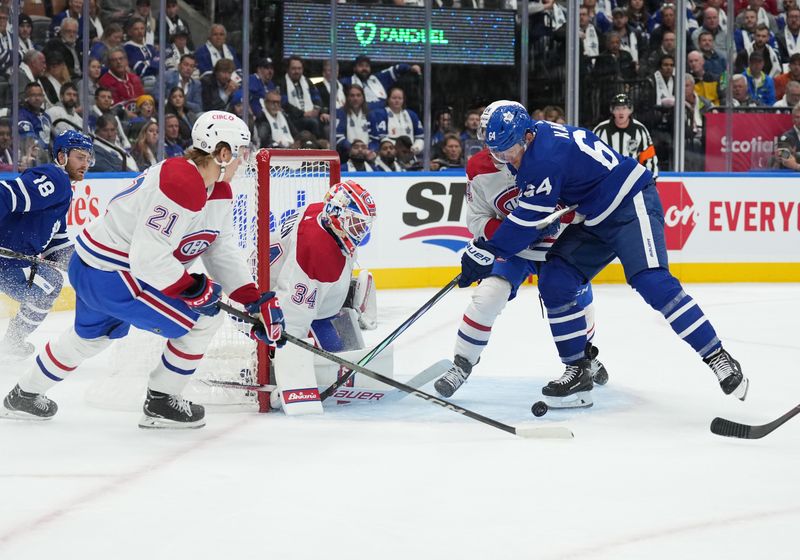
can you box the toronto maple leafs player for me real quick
[0,131,93,360]
[1,111,285,428]
[459,104,748,409]
[434,101,608,400]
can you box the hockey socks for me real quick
[453,276,511,365]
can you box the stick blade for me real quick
[514,425,574,439]
[710,417,755,439]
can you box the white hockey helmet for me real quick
[191,110,251,158]
[321,180,377,257]
[478,99,526,141]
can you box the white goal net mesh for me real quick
[85,150,340,413]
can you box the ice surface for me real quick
[1,284,799,560]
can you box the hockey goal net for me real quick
[85,149,341,413]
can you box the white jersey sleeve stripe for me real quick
[584,164,645,226]
[1,180,17,211]
[16,177,31,212]
[517,201,556,212]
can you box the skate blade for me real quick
[0,406,54,421]
[138,414,206,429]
[732,377,749,401]
[543,391,593,409]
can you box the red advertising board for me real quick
[704,112,792,171]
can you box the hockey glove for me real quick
[459,239,496,288]
[245,291,286,349]
[180,273,222,316]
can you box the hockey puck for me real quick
[593,370,609,385]
[531,401,548,417]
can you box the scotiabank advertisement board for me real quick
[36,172,800,287]
[704,112,793,172]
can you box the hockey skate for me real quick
[139,389,206,429]
[540,359,594,409]
[1,384,58,420]
[434,355,473,398]
[587,344,609,386]
[704,347,749,401]
[0,338,35,361]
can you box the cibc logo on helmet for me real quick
[212,113,235,121]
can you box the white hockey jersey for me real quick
[465,148,574,262]
[75,158,259,303]
[270,202,355,338]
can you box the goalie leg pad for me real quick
[272,341,323,415]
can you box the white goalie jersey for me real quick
[269,202,355,338]
[466,148,576,262]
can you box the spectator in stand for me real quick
[131,119,158,171]
[735,24,781,77]
[91,114,129,172]
[255,88,297,148]
[0,8,11,85]
[774,53,800,100]
[18,50,46,92]
[705,0,728,32]
[626,0,650,43]
[50,0,92,44]
[88,0,103,43]
[47,82,83,137]
[134,0,156,45]
[696,30,726,80]
[98,47,144,105]
[165,86,196,146]
[335,83,371,160]
[164,26,191,72]
[317,59,345,134]
[461,109,480,143]
[248,58,277,117]
[17,131,43,169]
[17,14,37,58]
[165,53,202,114]
[18,82,52,153]
[0,118,12,170]
[735,0,778,35]
[684,74,712,171]
[194,23,240,77]
[593,32,637,82]
[688,50,720,105]
[579,4,601,62]
[341,54,421,111]
[644,30,675,75]
[200,58,239,112]
[692,7,727,56]
[653,53,677,107]
[127,94,156,139]
[163,114,185,159]
[343,139,374,172]
[100,0,135,28]
[743,51,776,105]
[610,7,641,67]
[277,55,322,138]
[778,7,800,63]
[372,138,403,172]
[731,72,762,106]
[161,0,193,49]
[734,8,776,52]
[648,3,693,52]
[431,134,465,171]
[774,80,800,107]
[777,103,800,153]
[394,135,422,171]
[39,52,71,109]
[430,107,456,151]
[124,16,160,93]
[88,86,131,151]
[543,105,566,124]
[90,23,124,65]
[44,17,82,81]
[768,138,800,171]
[78,58,103,99]
[584,0,611,34]
[368,86,424,154]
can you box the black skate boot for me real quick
[704,347,749,401]
[587,344,609,386]
[1,384,57,420]
[541,358,594,409]
[139,389,206,429]
[434,355,473,398]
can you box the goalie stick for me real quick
[218,302,573,439]
[318,274,461,402]
[710,404,800,439]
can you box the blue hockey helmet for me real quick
[52,130,95,167]
[484,104,533,163]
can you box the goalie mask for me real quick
[321,180,377,257]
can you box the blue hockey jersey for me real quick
[488,120,653,258]
[0,164,73,260]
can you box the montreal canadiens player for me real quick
[0,131,93,359]
[1,111,285,428]
[459,104,748,409]
[434,101,608,401]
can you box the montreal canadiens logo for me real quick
[173,231,218,262]
[494,186,520,216]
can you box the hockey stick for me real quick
[0,247,68,271]
[218,302,573,439]
[318,274,461,402]
[538,204,578,228]
[710,404,800,439]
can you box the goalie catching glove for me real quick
[245,291,286,349]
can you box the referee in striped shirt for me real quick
[592,93,659,177]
